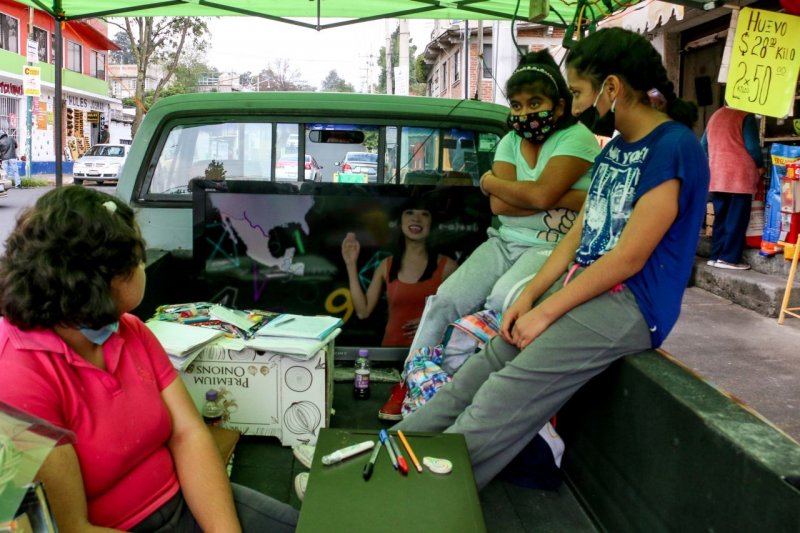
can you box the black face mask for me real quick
[577,79,616,137]
[578,106,616,137]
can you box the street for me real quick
[0,184,116,256]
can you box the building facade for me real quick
[108,63,164,100]
[0,0,119,174]
[422,21,566,103]
[196,71,241,93]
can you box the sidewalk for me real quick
[663,287,800,442]
[33,173,74,186]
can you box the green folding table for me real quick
[297,428,486,532]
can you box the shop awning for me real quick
[15,0,723,30]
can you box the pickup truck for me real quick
[116,91,799,531]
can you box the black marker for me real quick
[362,439,383,480]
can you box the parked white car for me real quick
[73,144,129,185]
[275,154,323,182]
[0,174,10,197]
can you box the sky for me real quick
[204,17,435,91]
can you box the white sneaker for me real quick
[292,444,316,469]
[713,260,751,270]
[294,472,309,501]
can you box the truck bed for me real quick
[229,380,597,532]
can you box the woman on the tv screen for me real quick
[341,198,457,348]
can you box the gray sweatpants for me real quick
[394,271,651,489]
[410,228,555,354]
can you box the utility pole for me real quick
[384,19,393,95]
[463,20,470,100]
[396,19,409,96]
[476,20,483,100]
[25,7,33,182]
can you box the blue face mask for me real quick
[79,322,119,345]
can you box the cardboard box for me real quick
[180,340,334,446]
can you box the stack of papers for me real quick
[244,329,341,360]
[256,314,342,340]
[145,320,225,370]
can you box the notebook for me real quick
[255,314,342,340]
[245,328,341,360]
[146,320,224,358]
[167,347,205,371]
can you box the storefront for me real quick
[0,78,22,148]
[0,72,119,174]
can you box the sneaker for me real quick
[713,260,751,270]
[706,259,717,266]
[294,472,309,502]
[378,383,407,421]
[292,444,315,469]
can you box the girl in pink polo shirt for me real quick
[0,187,297,532]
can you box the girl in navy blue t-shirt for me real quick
[394,27,710,489]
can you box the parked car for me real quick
[73,144,129,185]
[275,154,323,182]
[336,152,378,181]
[0,174,11,197]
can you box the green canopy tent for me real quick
[12,0,722,184]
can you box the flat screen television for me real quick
[192,180,491,358]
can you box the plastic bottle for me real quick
[353,349,371,400]
[202,390,224,427]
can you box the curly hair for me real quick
[0,186,146,330]
[505,49,577,132]
[566,27,697,128]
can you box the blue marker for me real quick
[379,429,398,469]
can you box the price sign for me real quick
[725,8,800,117]
[26,40,38,63]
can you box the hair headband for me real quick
[512,65,559,92]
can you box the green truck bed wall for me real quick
[559,351,800,532]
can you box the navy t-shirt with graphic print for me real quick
[575,121,709,347]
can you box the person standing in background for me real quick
[99,123,111,144]
[701,106,765,270]
[0,130,20,189]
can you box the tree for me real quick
[320,70,355,93]
[107,17,210,136]
[239,71,254,88]
[121,84,185,109]
[253,59,314,92]
[110,31,135,64]
[376,26,423,95]
[173,59,218,93]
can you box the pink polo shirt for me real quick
[0,313,180,530]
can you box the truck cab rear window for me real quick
[144,121,498,198]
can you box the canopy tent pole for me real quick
[54,14,63,187]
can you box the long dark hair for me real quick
[505,49,577,132]
[0,187,146,330]
[566,27,697,128]
[388,198,438,283]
